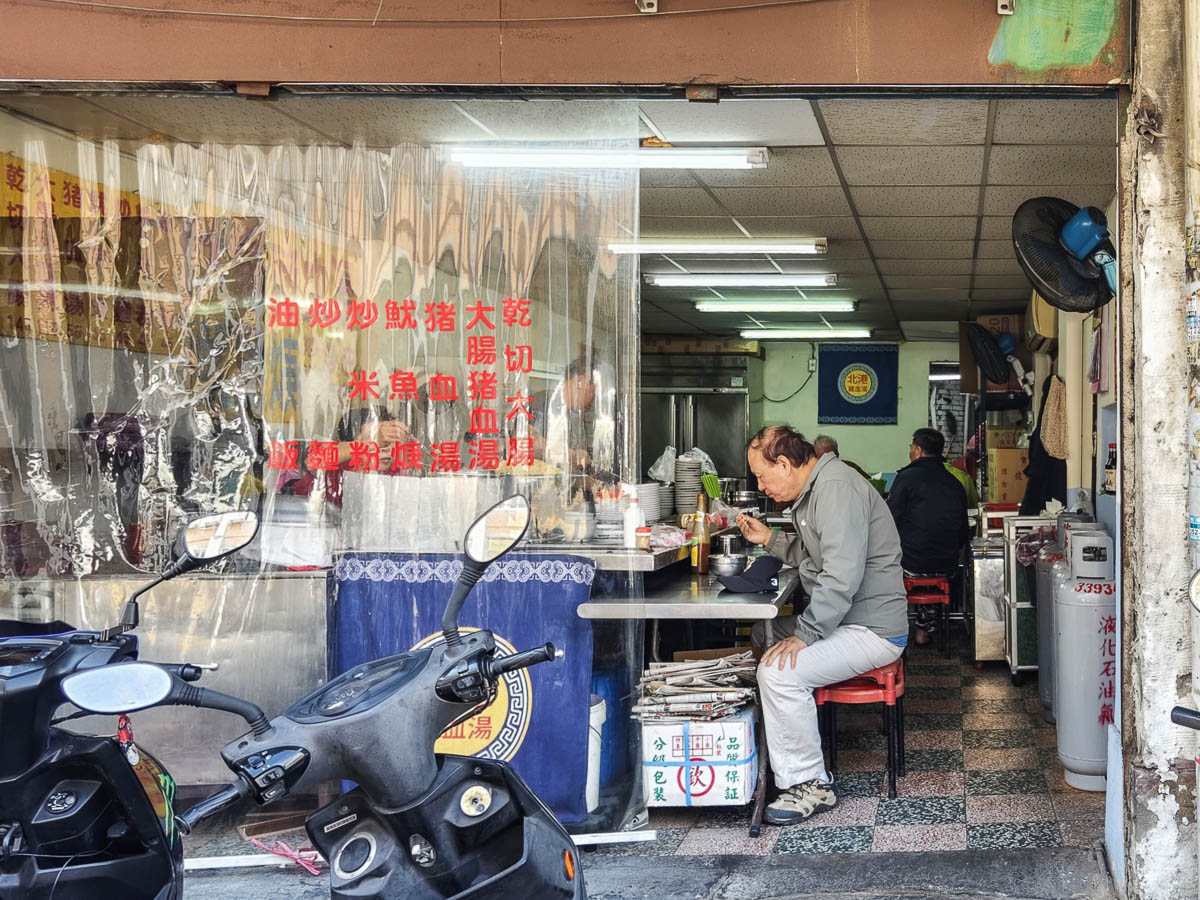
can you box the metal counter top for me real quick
[577,567,798,620]
[519,526,740,572]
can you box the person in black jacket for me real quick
[887,428,969,645]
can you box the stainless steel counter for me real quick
[577,567,798,620]
[521,526,740,572]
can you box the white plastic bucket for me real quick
[587,694,607,813]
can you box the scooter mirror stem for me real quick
[442,559,488,647]
[100,553,195,641]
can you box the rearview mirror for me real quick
[465,495,531,563]
[176,510,259,564]
[62,663,173,715]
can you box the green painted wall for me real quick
[749,341,960,475]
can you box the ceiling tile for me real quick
[870,240,974,258]
[979,216,1013,240]
[640,217,744,238]
[982,184,1115,216]
[900,320,963,339]
[973,275,1033,291]
[849,186,979,217]
[987,146,1117,185]
[709,186,851,217]
[0,95,154,141]
[640,258,779,275]
[972,288,1031,302]
[825,239,871,259]
[878,259,974,276]
[639,188,726,216]
[837,146,984,186]
[892,300,970,319]
[458,100,636,142]
[697,147,841,187]
[777,257,878,274]
[890,289,970,302]
[974,257,1024,275]
[818,98,989,145]
[88,95,337,144]
[884,275,972,290]
[639,169,706,188]
[638,98,824,146]
[992,99,1116,145]
[861,217,977,241]
[977,240,1019,259]
[739,216,861,239]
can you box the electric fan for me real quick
[1012,197,1117,313]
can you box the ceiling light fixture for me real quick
[740,328,872,340]
[644,273,837,288]
[694,299,856,313]
[448,146,768,170]
[609,238,826,255]
[928,372,961,382]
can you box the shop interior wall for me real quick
[750,340,959,475]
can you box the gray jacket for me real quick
[765,454,909,645]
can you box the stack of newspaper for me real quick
[632,651,758,723]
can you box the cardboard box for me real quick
[642,706,758,807]
[985,427,1025,450]
[986,448,1029,504]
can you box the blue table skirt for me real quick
[329,553,596,822]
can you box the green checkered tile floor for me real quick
[635,639,1106,856]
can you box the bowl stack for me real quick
[674,458,704,515]
[635,483,663,522]
[593,496,624,542]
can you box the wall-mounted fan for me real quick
[966,324,1034,396]
[1012,197,1116,313]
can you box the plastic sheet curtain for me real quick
[0,99,644,833]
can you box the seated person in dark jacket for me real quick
[887,428,969,646]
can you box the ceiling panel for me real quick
[870,240,975,258]
[837,146,984,186]
[639,188,726,216]
[889,289,970,302]
[878,258,973,276]
[892,301,970,319]
[849,186,979,217]
[0,95,154,141]
[973,274,1033,291]
[884,275,972,290]
[900,320,962,340]
[974,257,1025,275]
[639,258,785,275]
[861,216,978,241]
[639,99,824,146]
[987,146,1117,185]
[284,98,504,146]
[776,257,879,274]
[976,240,1020,259]
[979,216,1013,240]
[640,217,744,238]
[90,95,342,144]
[992,99,1116,146]
[695,147,841,188]
[982,184,1114,216]
[972,288,1031,302]
[738,216,861,239]
[709,186,851,217]
[824,239,872,259]
[819,98,989,146]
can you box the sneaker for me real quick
[764,780,837,825]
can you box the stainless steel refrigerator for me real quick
[639,355,750,486]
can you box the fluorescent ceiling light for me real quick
[741,328,872,340]
[644,273,837,288]
[694,299,856,313]
[448,146,768,170]
[929,372,961,382]
[609,239,826,255]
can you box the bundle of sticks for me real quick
[632,651,758,723]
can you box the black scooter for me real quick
[62,494,585,899]
[0,509,261,899]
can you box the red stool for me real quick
[815,659,906,800]
[904,575,952,656]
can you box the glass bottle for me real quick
[691,492,711,574]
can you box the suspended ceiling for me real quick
[0,93,1118,341]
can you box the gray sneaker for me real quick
[764,780,837,825]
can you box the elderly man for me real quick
[737,425,908,824]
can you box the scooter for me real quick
[0,508,262,899]
[62,494,585,899]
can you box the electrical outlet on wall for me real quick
[807,358,817,373]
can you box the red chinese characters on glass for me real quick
[467,336,497,366]
[428,374,458,403]
[431,442,462,473]
[469,408,499,435]
[386,298,418,330]
[425,302,456,333]
[307,441,340,471]
[505,393,534,423]
[389,370,418,401]
[347,299,379,331]
[465,301,495,331]
[268,298,300,328]
[468,371,498,401]
[308,299,341,329]
[504,344,533,374]
[469,439,501,471]
[390,442,424,472]
[267,440,300,470]
[348,441,380,472]
[348,370,381,401]
[502,297,532,328]
[506,437,534,467]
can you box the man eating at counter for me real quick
[736,425,908,825]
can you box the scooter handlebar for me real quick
[486,643,559,679]
[175,775,252,835]
[1171,706,1200,731]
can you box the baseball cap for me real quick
[715,555,784,594]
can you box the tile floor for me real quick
[620,641,1107,857]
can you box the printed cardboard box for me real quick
[641,706,757,807]
[985,427,1025,450]
[986,448,1029,504]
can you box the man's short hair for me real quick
[749,425,816,468]
[911,427,946,458]
[813,434,838,457]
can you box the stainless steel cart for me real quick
[970,537,1006,665]
[1002,516,1055,684]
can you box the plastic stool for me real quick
[904,575,952,656]
[815,659,906,800]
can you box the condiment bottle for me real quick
[690,491,711,574]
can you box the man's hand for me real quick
[737,513,772,546]
[377,420,411,446]
[760,635,808,670]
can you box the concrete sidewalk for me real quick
[183,845,1115,899]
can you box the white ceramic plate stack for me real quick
[594,496,625,542]
[635,483,663,522]
[674,459,703,515]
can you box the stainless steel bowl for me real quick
[710,553,747,576]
